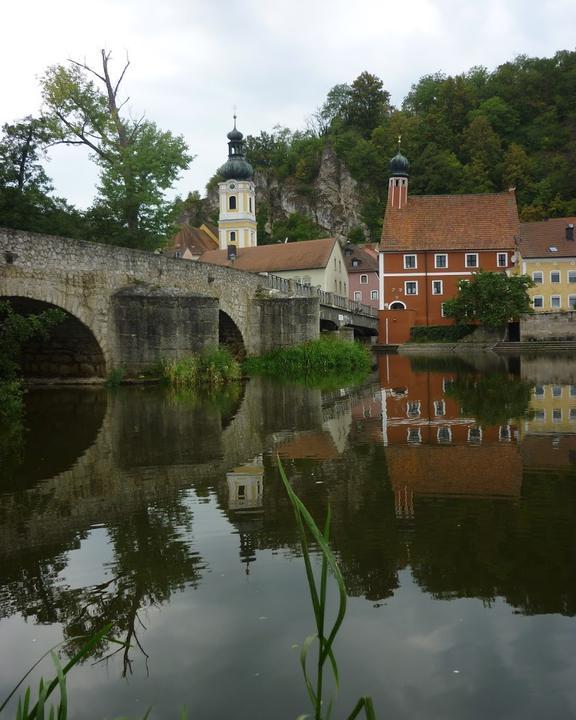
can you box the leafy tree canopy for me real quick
[40,50,192,249]
[442,271,535,327]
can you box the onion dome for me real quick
[218,115,254,181]
[389,150,410,178]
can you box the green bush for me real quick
[243,337,372,377]
[162,347,240,388]
[409,324,476,343]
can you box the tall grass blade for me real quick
[50,652,67,720]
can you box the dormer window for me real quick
[352,259,360,267]
[549,246,558,252]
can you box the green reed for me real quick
[162,347,241,388]
[278,459,376,720]
[244,338,372,379]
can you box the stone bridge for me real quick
[0,229,377,378]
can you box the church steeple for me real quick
[217,116,257,250]
[388,136,410,210]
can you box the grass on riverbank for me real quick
[243,337,372,378]
[162,347,241,389]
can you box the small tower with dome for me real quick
[388,137,410,210]
[217,116,257,250]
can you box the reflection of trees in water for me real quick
[409,469,576,615]
[1,499,204,676]
[445,373,533,425]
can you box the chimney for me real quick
[566,223,574,241]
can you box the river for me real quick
[1,352,576,719]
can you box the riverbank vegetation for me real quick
[243,337,372,379]
[443,271,535,327]
[162,347,241,388]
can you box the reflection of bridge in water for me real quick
[0,377,369,558]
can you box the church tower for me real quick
[387,139,410,210]
[217,117,257,250]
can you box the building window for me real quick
[532,271,543,284]
[569,295,576,310]
[551,271,561,283]
[570,408,576,422]
[404,254,417,269]
[440,303,447,317]
[406,400,420,418]
[532,296,544,308]
[569,271,576,283]
[442,377,453,393]
[533,409,545,422]
[249,197,252,212]
[405,281,418,295]
[437,426,451,443]
[230,231,236,242]
[551,295,561,309]
[334,258,337,269]
[433,400,446,416]
[497,252,508,267]
[407,428,422,444]
[352,259,359,267]
[552,385,562,397]
[175,250,181,258]
[371,290,378,300]
[435,254,448,269]
[354,290,361,301]
[229,195,237,210]
[499,425,511,441]
[465,253,479,268]
[432,280,443,295]
[468,426,482,443]
[534,385,545,398]
[552,408,562,423]
[334,279,337,291]
[360,274,368,284]
[570,385,576,397]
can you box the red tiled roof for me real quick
[200,237,338,272]
[169,224,218,255]
[518,216,576,258]
[380,190,519,252]
[343,244,378,273]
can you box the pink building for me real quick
[344,243,380,308]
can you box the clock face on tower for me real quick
[229,183,236,190]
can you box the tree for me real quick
[443,271,535,327]
[41,50,192,249]
[345,72,391,137]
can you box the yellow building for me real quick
[516,217,576,311]
[217,117,258,251]
[521,381,576,435]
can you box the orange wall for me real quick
[381,249,514,326]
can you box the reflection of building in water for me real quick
[378,354,517,447]
[226,457,264,511]
[377,354,522,517]
[226,457,265,575]
[276,400,353,460]
[523,383,576,435]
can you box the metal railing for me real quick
[259,273,378,318]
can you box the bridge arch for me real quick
[2,296,107,379]
[219,310,246,359]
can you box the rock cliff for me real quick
[208,145,367,244]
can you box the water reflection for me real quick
[1,357,576,717]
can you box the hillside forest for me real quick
[1,49,576,248]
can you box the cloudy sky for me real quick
[2,0,575,208]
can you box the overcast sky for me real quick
[2,0,575,209]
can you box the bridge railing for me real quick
[258,273,378,318]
